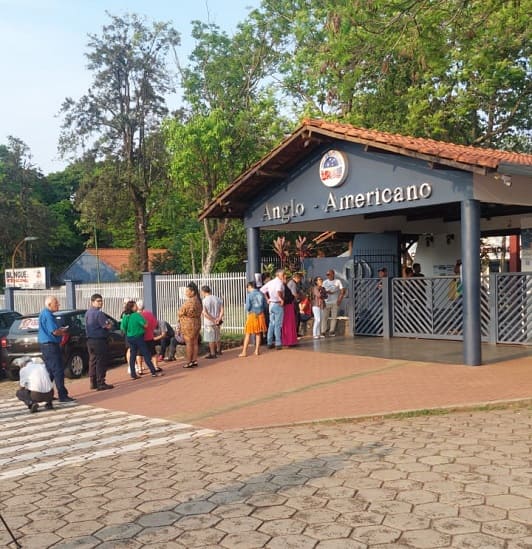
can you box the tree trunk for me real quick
[202,218,229,274]
[134,198,149,272]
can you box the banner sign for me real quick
[5,267,46,289]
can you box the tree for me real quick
[165,20,289,273]
[59,13,180,271]
[254,0,531,149]
[0,137,46,272]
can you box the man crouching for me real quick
[15,356,54,413]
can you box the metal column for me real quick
[246,227,260,283]
[461,199,481,365]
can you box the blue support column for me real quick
[246,227,261,283]
[4,287,15,311]
[65,280,77,310]
[142,272,157,316]
[461,199,482,365]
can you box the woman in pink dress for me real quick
[281,275,298,347]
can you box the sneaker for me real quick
[267,344,275,349]
[59,396,76,403]
[45,402,54,410]
[151,372,164,377]
[97,383,114,391]
[329,333,336,337]
[313,335,320,339]
[30,402,39,413]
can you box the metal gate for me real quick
[494,273,532,344]
[352,278,385,336]
[392,276,490,340]
[352,273,531,344]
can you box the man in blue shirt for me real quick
[85,293,114,391]
[38,295,75,402]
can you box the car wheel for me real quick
[7,367,20,381]
[64,352,87,379]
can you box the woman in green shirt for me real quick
[120,301,162,379]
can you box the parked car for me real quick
[0,310,23,378]
[1,309,126,381]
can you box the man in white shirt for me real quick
[15,356,54,413]
[260,268,285,349]
[321,269,346,337]
[201,285,224,359]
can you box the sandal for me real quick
[183,362,194,368]
[191,361,198,367]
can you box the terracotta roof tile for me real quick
[305,119,532,169]
[85,248,167,272]
[200,118,532,220]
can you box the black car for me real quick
[1,309,126,380]
[0,310,23,377]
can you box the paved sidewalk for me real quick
[1,403,531,548]
[1,338,531,548]
[65,338,532,430]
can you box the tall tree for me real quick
[59,13,180,270]
[165,20,289,273]
[0,137,47,272]
[255,0,531,148]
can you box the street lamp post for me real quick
[10,236,39,284]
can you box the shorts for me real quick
[203,324,220,343]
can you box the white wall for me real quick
[414,233,461,276]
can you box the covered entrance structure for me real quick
[200,120,532,366]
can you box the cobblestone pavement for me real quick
[1,396,531,548]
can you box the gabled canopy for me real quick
[200,119,532,221]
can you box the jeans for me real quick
[40,343,69,400]
[267,302,284,347]
[127,336,156,376]
[312,306,322,337]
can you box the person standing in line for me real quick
[178,282,203,368]
[85,293,114,391]
[260,268,285,350]
[311,276,327,339]
[120,301,162,379]
[282,273,299,347]
[201,285,224,359]
[15,357,54,413]
[38,295,75,403]
[321,269,346,337]
[137,299,162,373]
[287,272,303,336]
[239,281,267,357]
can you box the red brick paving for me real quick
[68,344,532,431]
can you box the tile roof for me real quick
[200,119,532,220]
[85,248,167,272]
[303,119,532,169]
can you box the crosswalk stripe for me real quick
[0,398,216,480]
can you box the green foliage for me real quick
[59,13,180,270]
[165,19,289,273]
[255,0,531,149]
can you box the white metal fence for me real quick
[3,273,248,334]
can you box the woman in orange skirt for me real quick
[239,281,267,357]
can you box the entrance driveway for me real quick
[67,336,532,431]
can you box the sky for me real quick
[0,0,260,174]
